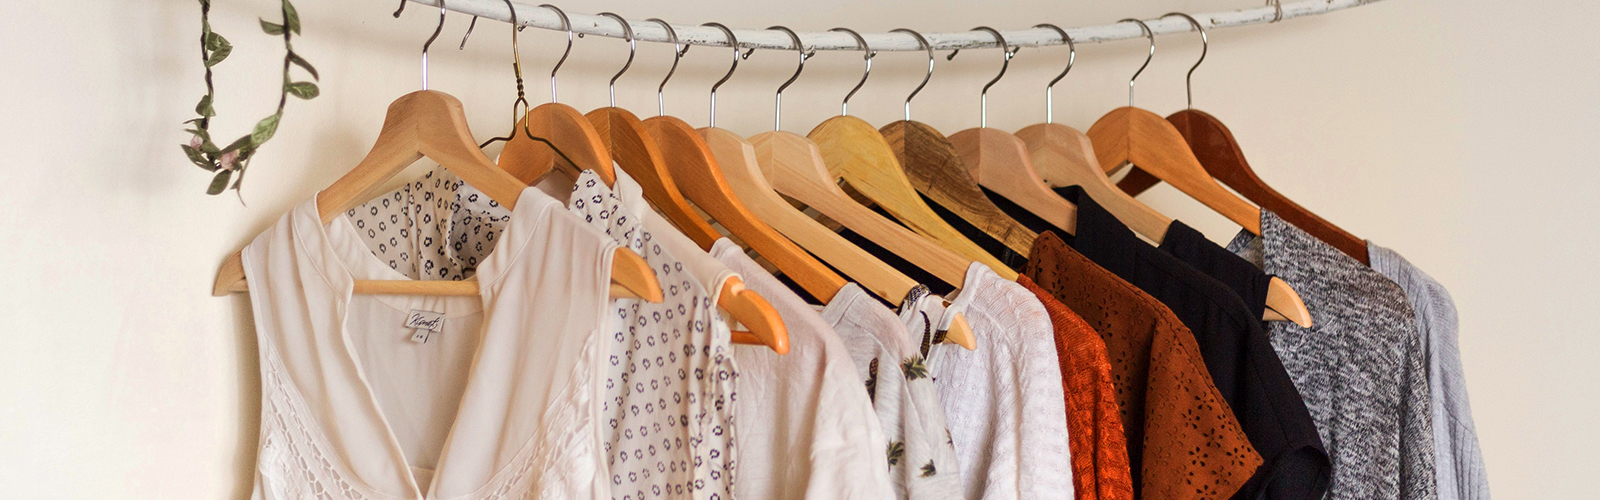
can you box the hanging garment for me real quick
[1051,187,1330,500]
[1367,243,1487,500]
[565,170,738,500]
[246,186,617,499]
[819,283,963,500]
[711,239,897,500]
[1022,232,1263,500]
[350,167,741,499]
[1227,211,1437,500]
[901,264,1073,500]
[1016,276,1135,500]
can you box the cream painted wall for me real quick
[1,0,1591,497]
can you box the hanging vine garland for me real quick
[182,0,319,197]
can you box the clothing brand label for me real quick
[405,310,447,332]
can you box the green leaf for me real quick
[204,31,226,51]
[251,113,281,145]
[194,94,215,117]
[284,1,301,35]
[287,51,319,80]
[219,135,253,155]
[204,37,232,67]
[285,81,319,100]
[206,169,233,195]
[260,19,284,35]
[181,144,216,171]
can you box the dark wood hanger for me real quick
[1115,109,1369,264]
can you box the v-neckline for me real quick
[309,186,541,499]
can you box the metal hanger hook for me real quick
[597,13,635,108]
[1119,18,1154,107]
[829,27,875,117]
[890,28,933,122]
[393,0,407,18]
[702,22,740,128]
[474,0,535,149]
[420,0,448,90]
[1269,0,1284,22]
[539,4,573,103]
[1033,24,1074,124]
[948,27,1016,128]
[745,26,811,131]
[1161,13,1207,109]
[648,19,684,117]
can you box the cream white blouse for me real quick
[245,185,618,499]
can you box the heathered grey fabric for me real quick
[1227,210,1437,500]
[1368,243,1489,500]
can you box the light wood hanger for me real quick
[946,27,1081,236]
[806,28,1016,280]
[879,28,1036,257]
[214,6,658,302]
[495,5,615,187]
[1085,17,1308,326]
[740,27,976,350]
[645,23,849,305]
[585,14,787,352]
[1087,18,1261,234]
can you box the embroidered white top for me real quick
[711,239,897,500]
[245,186,617,499]
[907,263,1074,500]
[820,283,963,500]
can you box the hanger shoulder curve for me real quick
[1087,106,1260,235]
[948,126,1078,235]
[752,130,974,289]
[499,102,614,187]
[807,116,1017,279]
[585,107,723,248]
[882,120,1037,256]
[1014,121,1172,242]
[640,116,846,303]
[317,90,527,222]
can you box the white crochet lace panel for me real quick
[256,342,379,500]
[476,328,604,500]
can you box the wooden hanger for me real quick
[1113,111,1370,265]
[578,15,789,352]
[1085,17,1308,326]
[584,15,722,248]
[1087,19,1260,234]
[213,89,660,301]
[805,31,1014,280]
[945,28,1083,239]
[879,29,1036,257]
[495,6,615,187]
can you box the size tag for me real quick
[405,310,446,332]
[405,310,446,344]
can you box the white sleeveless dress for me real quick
[242,186,618,500]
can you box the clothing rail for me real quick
[403,0,1383,51]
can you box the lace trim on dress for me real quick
[257,340,387,500]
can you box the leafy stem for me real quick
[183,0,319,199]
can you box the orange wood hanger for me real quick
[585,14,722,248]
[1087,19,1261,235]
[213,89,660,303]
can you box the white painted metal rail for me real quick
[401,0,1383,51]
